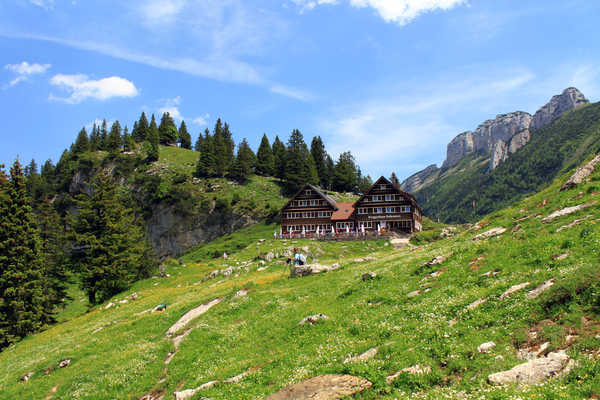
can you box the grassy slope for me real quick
[416,102,600,223]
[2,162,600,399]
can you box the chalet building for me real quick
[280,177,422,236]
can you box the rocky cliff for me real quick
[403,88,589,190]
[400,164,439,193]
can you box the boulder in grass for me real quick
[298,314,329,326]
[473,227,507,241]
[488,350,570,385]
[265,374,372,400]
[560,155,600,191]
[541,201,597,223]
[478,342,496,353]
[361,272,377,281]
[21,372,34,382]
[500,282,530,300]
[386,365,432,384]
[58,359,71,368]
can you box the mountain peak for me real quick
[531,87,589,132]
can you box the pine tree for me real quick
[213,119,228,177]
[73,127,90,154]
[89,123,101,151]
[24,159,43,201]
[256,134,274,176]
[0,161,46,349]
[67,171,156,304]
[145,114,160,162]
[222,122,235,170]
[194,130,204,152]
[37,199,68,322]
[272,135,287,180]
[195,130,216,177]
[333,151,359,193]
[178,121,192,149]
[99,120,108,151]
[230,138,256,183]
[122,126,135,152]
[40,159,56,196]
[310,136,328,187]
[134,112,149,142]
[324,154,335,190]
[284,129,318,193]
[158,112,178,145]
[107,121,122,154]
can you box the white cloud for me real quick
[140,0,187,25]
[157,97,210,126]
[4,61,51,86]
[269,84,315,101]
[49,74,139,104]
[293,0,467,25]
[29,0,55,10]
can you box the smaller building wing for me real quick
[331,202,355,221]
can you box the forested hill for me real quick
[414,101,600,223]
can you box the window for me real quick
[400,206,411,213]
[372,195,381,202]
[305,190,312,195]
[379,184,387,190]
[385,194,393,201]
[385,207,392,213]
[358,208,367,214]
[310,199,318,206]
[375,207,383,214]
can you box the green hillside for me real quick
[416,102,600,223]
[1,156,600,399]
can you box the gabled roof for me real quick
[331,202,355,221]
[281,184,338,212]
[356,176,422,214]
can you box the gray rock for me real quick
[526,279,555,299]
[265,374,372,400]
[386,365,432,384]
[290,263,340,278]
[58,359,71,368]
[298,314,329,326]
[473,227,507,240]
[561,155,600,191]
[21,371,34,382]
[542,201,597,223]
[400,164,440,193]
[488,350,570,385]
[362,272,377,281]
[500,282,530,300]
[166,298,221,337]
[344,348,378,363]
[265,252,275,262]
[531,87,588,132]
[478,341,496,353]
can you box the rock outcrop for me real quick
[488,350,570,385]
[400,164,439,192]
[265,375,372,400]
[531,87,589,132]
[560,154,600,191]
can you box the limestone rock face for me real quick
[442,131,475,169]
[265,374,372,400]
[400,164,439,193]
[531,87,589,132]
[488,350,570,385]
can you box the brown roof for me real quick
[331,202,355,221]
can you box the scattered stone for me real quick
[130,292,139,301]
[389,237,410,249]
[259,260,266,266]
[223,252,228,259]
[552,253,569,261]
[58,359,71,368]
[354,258,365,263]
[526,279,555,299]
[258,238,266,243]
[478,342,496,353]
[423,254,450,267]
[537,199,548,208]
[473,227,507,241]
[515,215,531,222]
[224,370,250,383]
[104,302,115,310]
[480,270,499,278]
[174,385,213,400]
[290,263,340,278]
[21,372,34,382]
[386,365,432,384]
[119,299,128,304]
[488,350,570,385]
[234,289,248,297]
[344,348,378,363]
[500,282,530,300]
[407,290,421,298]
[265,374,372,400]
[542,201,597,223]
[565,335,578,346]
[298,314,329,326]
[556,215,593,232]
[257,266,268,272]
[166,298,221,337]
[361,272,377,281]
[265,252,275,262]
[560,155,600,191]
[472,220,490,231]
[467,298,487,310]
[430,269,444,278]
[511,224,522,233]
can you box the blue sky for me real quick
[1,0,599,181]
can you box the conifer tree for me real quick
[89,123,101,151]
[230,138,255,183]
[272,135,287,180]
[222,122,235,170]
[107,121,122,154]
[324,154,335,190]
[122,126,135,152]
[24,159,43,201]
[0,161,46,349]
[134,112,149,142]
[68,171,156,304]
[40,159,56,196]
[310,136,328,187]
[333,151,359,192]
[99,120,108,150]
[194,130,205,152]
[158,112,178,145]
[195,130,216,177]
[145,114,160,162]
[213,119,228,177]
[284,129,318,192]
[73,127,90,154]
[178,121,192,149]
[256,134,274,176]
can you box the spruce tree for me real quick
[145,114,160,162]
[194,130,204,152]
[122,126,135,152]
[178,121,192,149]
[107,121,122,154]
[230,138,255,183]
[222,122,235,170]
[134,112,149,142]
[256,134,274,176]
[272,135,287,180]
[195,130,216,177]
[99,120,108,151]
[73,127,90,154]
[333,151,359,192]
[284,129,318,193]
[24,159,43,201]
[89,123,100,151]
[68,171,156,304]
[310,136,328,187]
[40,159,56,196]
[0,161,46,349]
[213,119,228,177]
[158,112,178,145]
[324,154,335,190]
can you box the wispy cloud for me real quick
[292,0,467,24]
[4,61,51,87]
[29,0,55,10]
[157,96,210,126]
[49,74,139,104]
[269,84,315,102]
